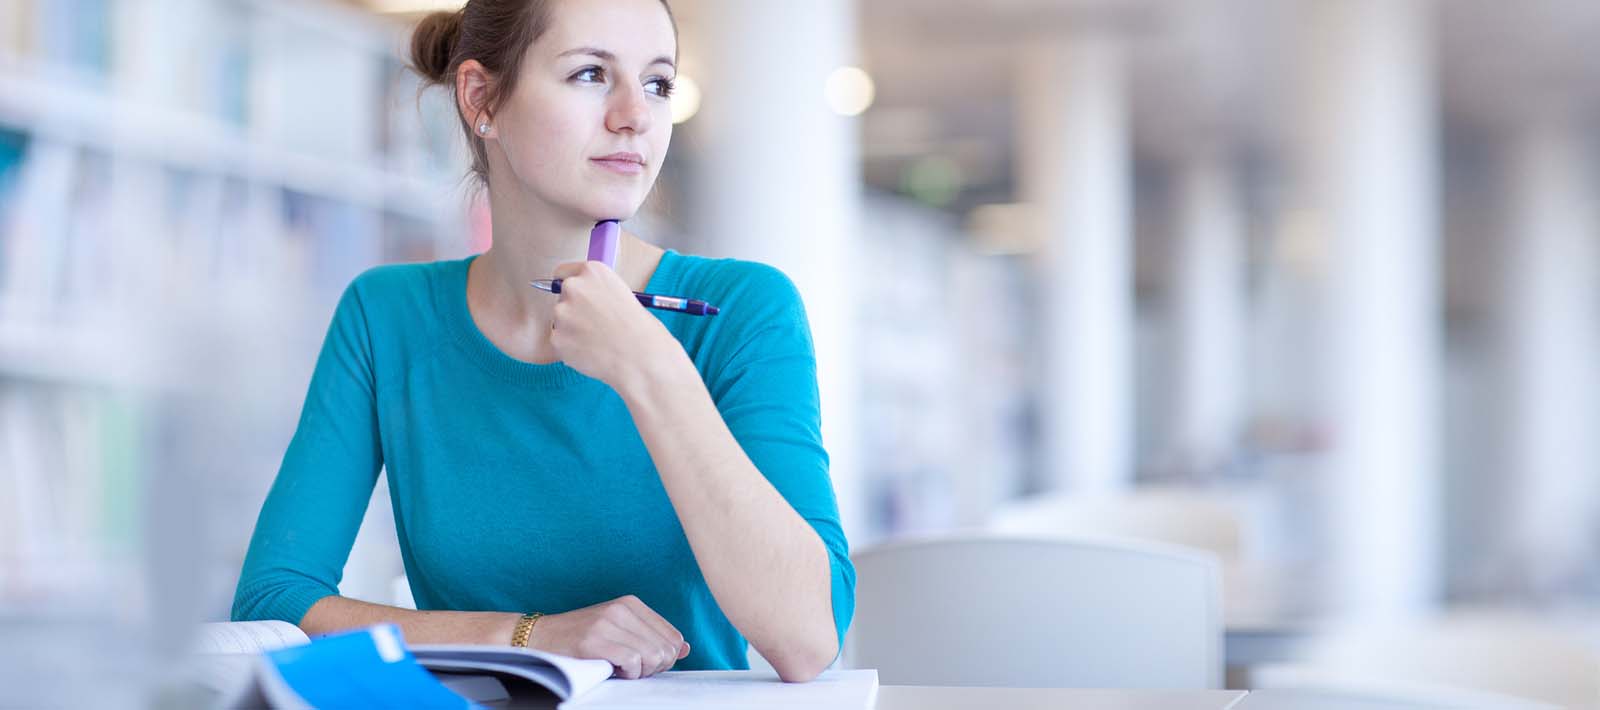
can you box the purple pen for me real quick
[529,279,721,316]
[588,219,620,268]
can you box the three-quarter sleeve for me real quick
[231,279,384,625]
[705,266,856,654]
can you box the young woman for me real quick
[231,0,853,683]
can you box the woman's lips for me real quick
[591,153,645,175]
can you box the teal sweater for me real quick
[231,250,855,671]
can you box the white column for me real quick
[1494,111,1600,593]
[683,1,864,540]
[1016,34,1134,494]
[1169,147,1246,478]
[1293,0,1441,616]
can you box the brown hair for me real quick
[410,0,678,185]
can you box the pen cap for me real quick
[588,220,620,268]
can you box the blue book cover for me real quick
[258,624,477,710]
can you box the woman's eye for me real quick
[572,67,604,83]
[646,77,676,98]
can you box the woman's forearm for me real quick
[617,352,838,682]
[299,594,522,646]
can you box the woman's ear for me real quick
[456,59,497,137]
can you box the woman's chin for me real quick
[563,174,655,222]
[577,198,643,223]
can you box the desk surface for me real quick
[492,685,1248,709]
[876,687,1247,710]
[1231,688,1556,710]
[1229,690,1428,710]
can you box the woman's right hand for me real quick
[527,595,691,679]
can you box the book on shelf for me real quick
[192,620,880,709]
[0,139,400,326]
[0,385,137,601]
[35,0,112,80]
[0,0,26,60]
[108,0,250,125]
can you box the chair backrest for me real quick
[988,489,1243,561]
[847,535,1222,688]
[1250,613,1600,709]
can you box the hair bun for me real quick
[410,10,462,85]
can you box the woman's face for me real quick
[491,0,677,223]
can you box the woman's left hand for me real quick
[548,260,683,391]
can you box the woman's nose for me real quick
[605,85,653,135]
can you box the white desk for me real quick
[490,686,1247,709]
[1231,688,1559,710]
[1230,690,1438,710]
[876,687,1248,709]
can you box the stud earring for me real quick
[477,122,490,136]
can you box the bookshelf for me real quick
[0,0,472,638]
[0,70,452,220]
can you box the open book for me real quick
[187,621,608,705]
[407,643,614,703]
[410,646,879,709]
[190,621,878,708]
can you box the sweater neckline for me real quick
[446,249,683,389]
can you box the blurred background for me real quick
[1,0,1598,706]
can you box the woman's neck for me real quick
[468,184,663,329]
[480,216,593,312]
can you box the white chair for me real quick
[847,535,1222,688]
[1250,612,1600,709]
[988,489,1301,627]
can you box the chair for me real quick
[846,535,1222,688]
[1249,612,1600,709]
[988,489,1301,629]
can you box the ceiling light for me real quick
[671,75,702,124]
[825,66,875,117]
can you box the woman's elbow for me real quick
[771,636,839,683]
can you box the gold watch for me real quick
[511,612,543,648]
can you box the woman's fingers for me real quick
[604,597,679,673]
[619,595,687,659]
[592,638,646,680]
[551,261,587,281]
[555,596,688,678]
[602,604,675,676]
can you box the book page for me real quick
[182,653,258,695]
[410,644,615,700]
[564,669,879,709]
[430,673,511,704]
[191,621,311,655]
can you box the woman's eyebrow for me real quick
[557,46,675,70]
